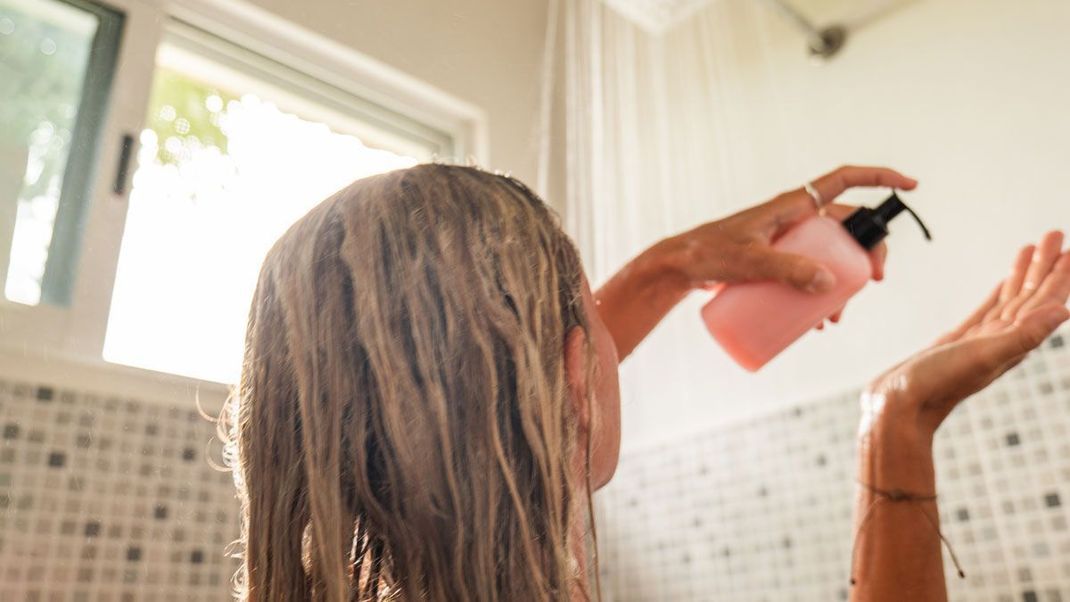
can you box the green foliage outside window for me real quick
[144,67,237,166]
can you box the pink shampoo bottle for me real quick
[701,192,931,371]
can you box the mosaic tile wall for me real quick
[3,332,1068,601]
[0,380,238,601]
[596,330,1070,602]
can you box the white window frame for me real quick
[1,0,488,378]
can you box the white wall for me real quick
[241,0,553,199]
[607,0,1070,452]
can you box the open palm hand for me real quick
[869,231,1070,436]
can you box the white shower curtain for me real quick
[543,0,833,450]
[555,0,811,284]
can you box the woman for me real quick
[231,163,1069,601]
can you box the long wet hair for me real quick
[227,164,592,600]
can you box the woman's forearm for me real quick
[851,409,947,602]
[593,239,690,360]
[849,230,1070,600]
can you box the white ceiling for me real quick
[600,0,718,33]
[601,0,914,36]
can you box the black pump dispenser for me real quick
[841,192,932,250]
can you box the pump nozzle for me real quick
[875,192,932,241]
[842,191,932,250]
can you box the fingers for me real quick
[869,242,888,282]
[997,305,1069,362]
[820,203,858,221]
[762,191,822,232]
[1001,231,1065,321]
[812,307,846,332]
[1019,252,1070,316]
[750,249,837,293]
[767,165,917,233]
[815,306,846,331]
[1023,231,1065,291]
[809,166,918,206]
[997,244,1036,303]
[978,245,1032,326]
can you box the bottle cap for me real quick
[842,191,932,250]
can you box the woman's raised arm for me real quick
[851,230,1070,601]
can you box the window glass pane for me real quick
[103,26,436,384]
[0,0,122,306]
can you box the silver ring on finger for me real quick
[804,182,825,210]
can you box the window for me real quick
[0,0,482,380]
[0,0,122,306]
[102,22,450,384]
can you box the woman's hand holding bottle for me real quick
[597,165,917,359]
[659,165,917,296]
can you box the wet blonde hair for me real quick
[229,164,592,600]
